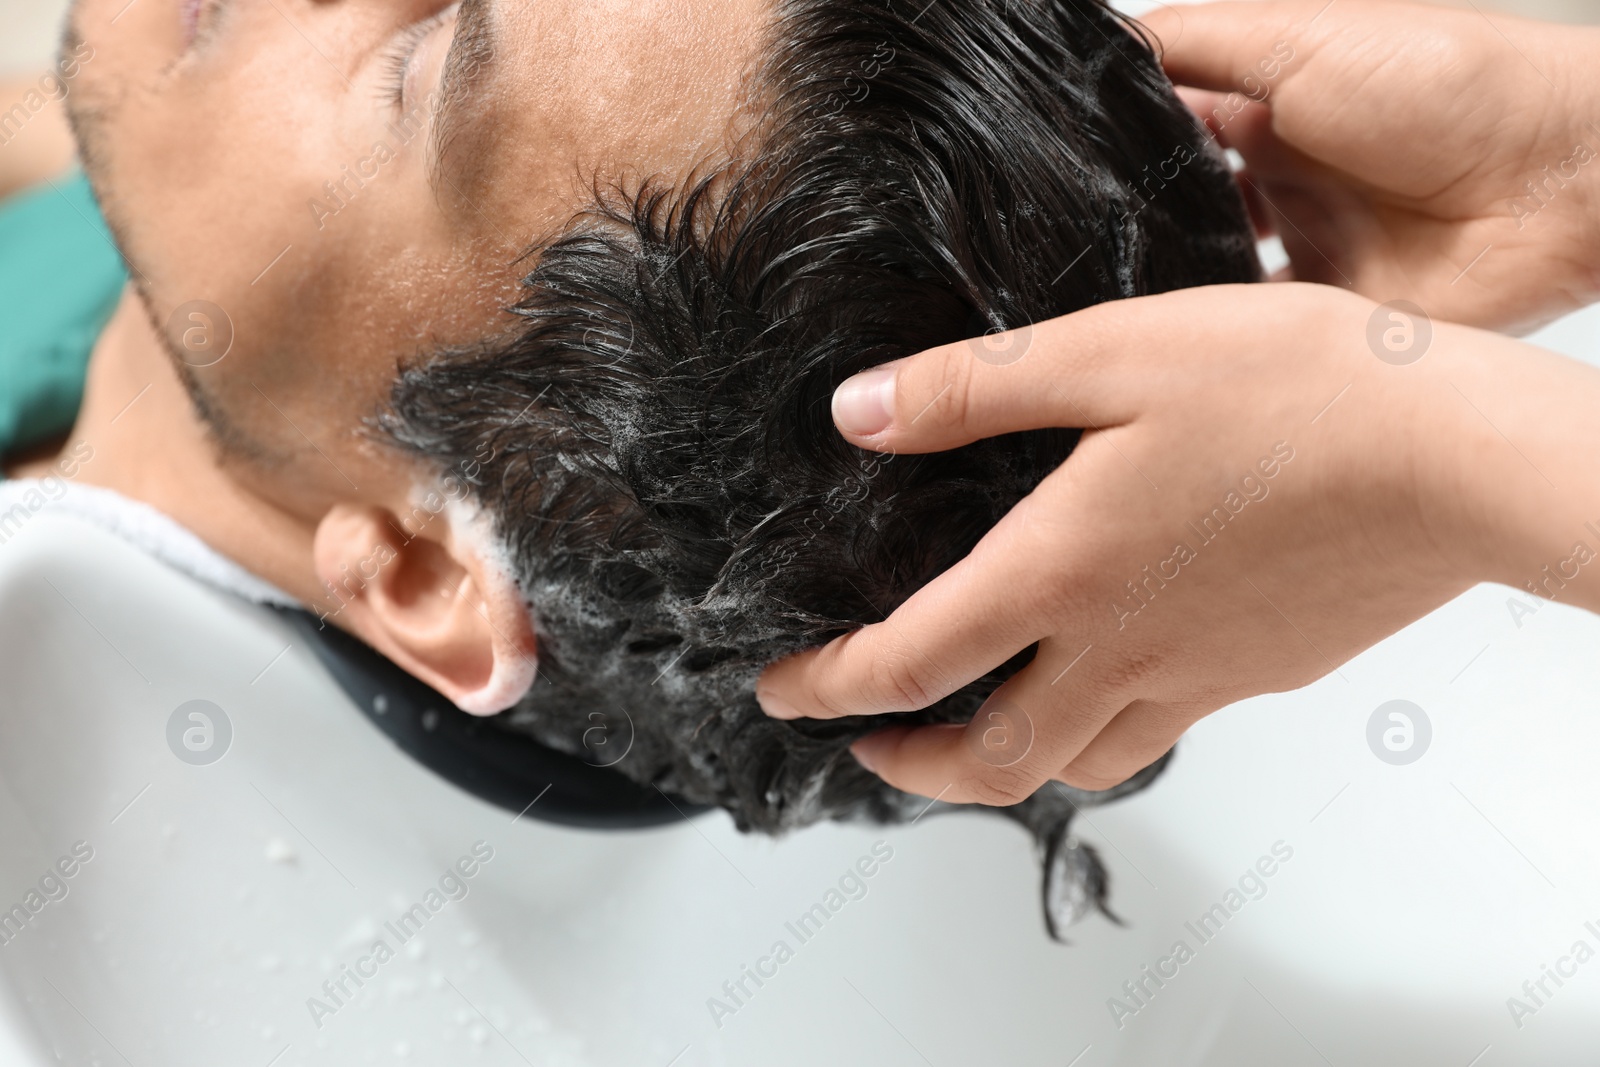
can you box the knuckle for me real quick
[1004,520,1085,620]
[1058,760,1137,793]
[803,656,867,721]
[1093,649,1164,699]
[960,764,1039,807]
[864,647,944,711]
[914,345,977,431]
[806,685,855,720]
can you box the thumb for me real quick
[1142,1,1311,95]
[828,297,1172,453]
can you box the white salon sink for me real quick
[2,306,1599,1066]
[0,509,1597,1067]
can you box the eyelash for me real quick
[377,12,452,110]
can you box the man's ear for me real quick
[311,504,538,716]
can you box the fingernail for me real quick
[832,368,896,436]
[757,687,800,720]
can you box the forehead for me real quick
[447,0,773,229]
[59,0,777,510]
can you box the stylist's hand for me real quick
[1145,0,1600,333]
[756,284,1600,804]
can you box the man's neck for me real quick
[8,287,325,607]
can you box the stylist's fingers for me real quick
[760,419,1153,723]
[757,491,1082,720]
[830,332,1124,453]
[1142,1,1311,95]
[828,290,1230,454]
[1175,88,1271,155]
[1177,87,1322,183]
[764,284,1350,727]
[848,638,1132,804]
[1054,700,1199,791]
[761,296,1167,723]
[1176,89,1275,239]
[1175,87,1241,145]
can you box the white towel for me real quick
[0,478,300,608]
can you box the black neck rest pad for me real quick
[278,608,707,829]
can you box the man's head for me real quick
[68,0,768,464]
[66,0,1256,934]
[380,0,1258,931]
[65,0,775,709]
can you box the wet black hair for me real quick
[385,0,1259,937]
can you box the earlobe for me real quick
[312,505,538,716]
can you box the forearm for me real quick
[1436,326,1600,613]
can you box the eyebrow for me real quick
[427,0,500,206]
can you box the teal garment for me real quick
[0,174,127,463]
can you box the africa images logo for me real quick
[166,700,233,766]
[1366,700,1431,766]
